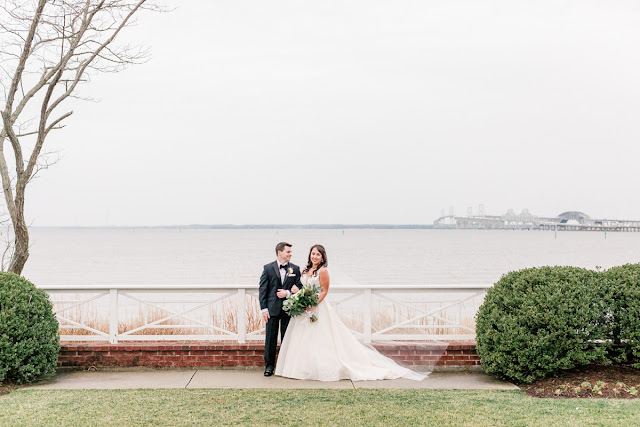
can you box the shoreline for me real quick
[31,224,435,230]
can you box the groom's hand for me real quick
[276,288,289,298]
[262,311,270,322]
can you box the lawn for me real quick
[1,389,639,426]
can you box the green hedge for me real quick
[0,273,59,384]
[476,266,611,384]
[605,264,640,368]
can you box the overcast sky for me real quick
[23,0,640,226]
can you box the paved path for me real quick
[24,370,518,390]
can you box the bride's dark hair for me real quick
[303,244,328,277]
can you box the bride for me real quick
[275,244,426,381]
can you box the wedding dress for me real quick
[275,271,426,381]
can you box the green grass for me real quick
[1,389,639,426]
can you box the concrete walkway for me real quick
[24,370,518,390]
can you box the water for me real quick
[21,228,640,287]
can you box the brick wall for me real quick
[58,341,480,371]
[374,342,480,370]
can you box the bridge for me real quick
[433,210,640,232]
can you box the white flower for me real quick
[287,267,293,274]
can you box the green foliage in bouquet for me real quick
[605,263,640,368]
[283,284,321,321]
[0,273,59,384]
[476,266,609,384]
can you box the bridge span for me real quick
[433,210,640,232]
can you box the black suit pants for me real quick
[264,313,290,368]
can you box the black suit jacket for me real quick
[259,261,302,316]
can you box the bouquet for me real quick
[282,283,321,322]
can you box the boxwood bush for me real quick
[605,263,640,368]
[476,266,610,384]
[0,273,59,384]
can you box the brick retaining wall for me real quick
[58,342,480,371]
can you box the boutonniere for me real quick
[287,267,293,274]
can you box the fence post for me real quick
[109,288,119,344]
[237,288,246,344]
[364,288,372,344]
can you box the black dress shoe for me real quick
[264,366,274,376]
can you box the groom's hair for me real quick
[275,242,292,254]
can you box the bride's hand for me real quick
[305,306,315,313]
[291,285,299,294]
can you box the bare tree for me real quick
[0,0,160,274]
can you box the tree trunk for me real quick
[8,193,29,275]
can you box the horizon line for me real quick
[32,224,435,229]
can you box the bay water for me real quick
[22,228,640,287]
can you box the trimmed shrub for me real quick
[0,273,59,384]
[605,264,640,368]
[476,266,609,384]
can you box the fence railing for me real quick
[41,284,492,344]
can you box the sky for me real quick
[16,0,640,226]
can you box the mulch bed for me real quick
[521,365,640,399]
[0,383,17,397]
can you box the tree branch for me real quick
[4,0,46,112]
[45,111,73,136]
[0,110,25,175]
[46,0,149,116]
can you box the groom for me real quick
[259,242,301,376]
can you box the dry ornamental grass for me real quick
[52,295,478,339]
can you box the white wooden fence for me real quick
[41,284,491,344]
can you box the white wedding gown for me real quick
[275,271,426,381]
